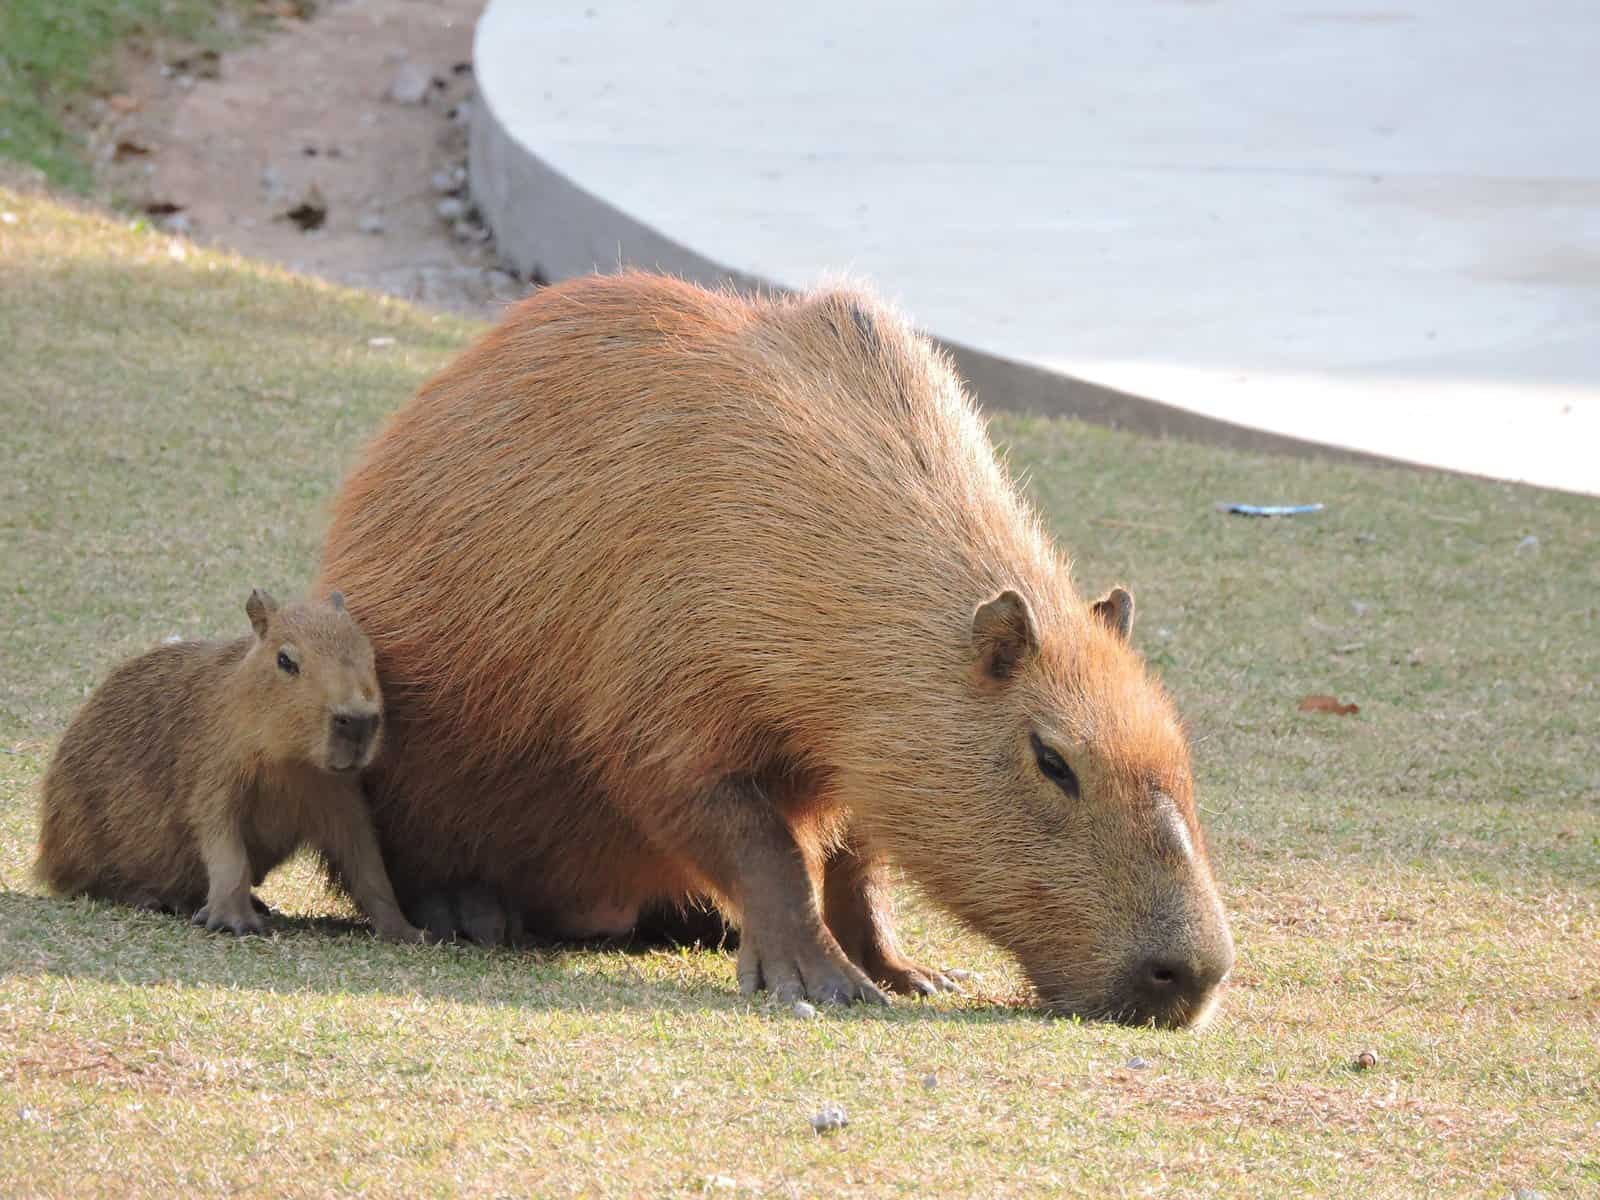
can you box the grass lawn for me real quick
[1,185,1596,1198]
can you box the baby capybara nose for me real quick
[1125,944,1234,1028]
[330,710,379,750]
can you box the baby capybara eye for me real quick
[276,650,299,676]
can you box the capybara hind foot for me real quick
[407,887,509,945]
[453,885,508,946]
[412,892,459,942]
[193,897,267,937]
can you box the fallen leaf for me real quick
[142,201,184,216]
[168,49,222,80]
[1298,694,1359,716]
[113,139,152,161]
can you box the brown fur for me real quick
[35,591,421,943]
[317,272,1234,1023]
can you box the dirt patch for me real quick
[86,0,519,319]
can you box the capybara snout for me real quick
[327,709,382,773]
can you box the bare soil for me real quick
[89,0,517,318]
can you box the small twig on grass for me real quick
[1424,511,1479,525]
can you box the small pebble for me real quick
[431,169,460,194]
[1350,600,1370,617]
[357,213,386,235]
[387,62,432,105]
[1516,534,1539,553]
[159,212,192,236]
[706,1176,736,1191]
[367,336,397,348]
[809,1102,848,1134]
[921,1072,938,1090]
[791,1000,818,1020]
[1126,1056,1150,1070]
[437,196,466,221]
[260,165,281,194]
[1353,1049,1377,1070]
[1406,649,1424,667]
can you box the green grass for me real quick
[1,186,1597,1198]
[0,0,249,190]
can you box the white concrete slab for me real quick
[471,1,1600,495]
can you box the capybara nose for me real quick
[1126,945,1233,1028]
[330,710,379,751]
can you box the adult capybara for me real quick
[319,272,1235,1025]
[36,590,422,943]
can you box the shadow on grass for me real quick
[0,889,1041,1026]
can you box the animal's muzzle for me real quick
[328,709,381,770]
[1117,939,1235,1029]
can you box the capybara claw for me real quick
[195,900,266,937]
[877,958,962,997]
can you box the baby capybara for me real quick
[319,272,1235,1025]
[35,590,422,943]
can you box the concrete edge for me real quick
[468,58,1399,474]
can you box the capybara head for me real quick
[242,589,382,774]
[899,582,1233,1028]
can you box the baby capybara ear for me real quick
[971,589,1039,686]
[328,591,345,612]
[245,589,278,639]
[1091,586,1135,642]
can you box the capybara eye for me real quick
[1030,732,1080,799]
[276,651,299,677]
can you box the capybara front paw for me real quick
[192,900,267,937]
[736,938,889,1006]
[873,955,964,997]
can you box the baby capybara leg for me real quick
[190,819,267,937]
[314,795,425,944]
[823,834,960,996]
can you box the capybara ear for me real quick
[328,591,345,612]
[1091,587,1134,642]
[972,589,1039,685]
[246,589,278,639]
